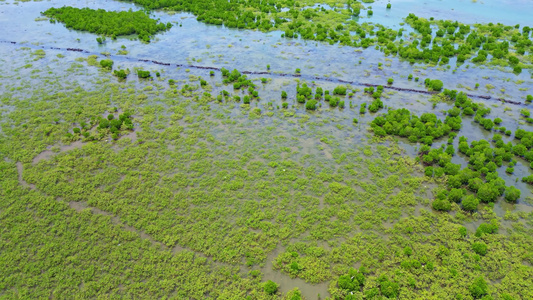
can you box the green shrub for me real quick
[475,222,498,237]
[264,280,278,295]
[472,242,487,256]
[469,277,488,299]
[99,59,113,69]
[282,102,288,109]
[429,79,443,91]
[113,69,127,79]
[432,198,451,211]
[329,97,339,107]
[137,70,150,78]
[378,276,399,298]
[387,78,394,85]
[333,85,347,95]
[462,195,479,211]
[360,103,367,114]
[448,188,463,203]
[504,186,520,202]
[305,100,317,110]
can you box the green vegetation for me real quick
[370,86,533,214]
[264,280,279,295]
[99,59,113,69]
[113,69,128,79]
[103,0,533,70]
[43,7,172,42]
[2,12,533,300]
[137,69,151,78]
[425,78,444,91]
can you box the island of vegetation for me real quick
[42,6,172,42]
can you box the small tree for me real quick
[137,70,151,78]
[462,195,479,212]
[113,69,127,79]
[469,276,488,299]
[432,198,451,211]
[504,186,520,202]
[472,242,487,256]
[306,100,318,110]
[264,280,278,295]
[99,59,113,69]
[430,79,443,91]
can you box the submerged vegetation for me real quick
[43,7,172,42]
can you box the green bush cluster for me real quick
[338,267,366,292]
[137,70,151,78]
[99,59,113,70]
[221,68,255,92]
[371,89,523,212]
[97,111,134,139]
[113,69,128,79]
[43,7,172,42]
[371,108,458,143]
[424,78,444,91]
[333,85,347,95]
[363,86,385,113]
[305,100,317,110]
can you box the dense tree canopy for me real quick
[43,7,172,42]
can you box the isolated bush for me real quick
[306,100,318,110]
[137,70,150,78]
[99,59,113,69]
[264,280,278,294]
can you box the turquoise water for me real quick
[362,0,533,27]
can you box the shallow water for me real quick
[360,0,533,27]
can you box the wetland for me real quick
[0,0,532,299]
